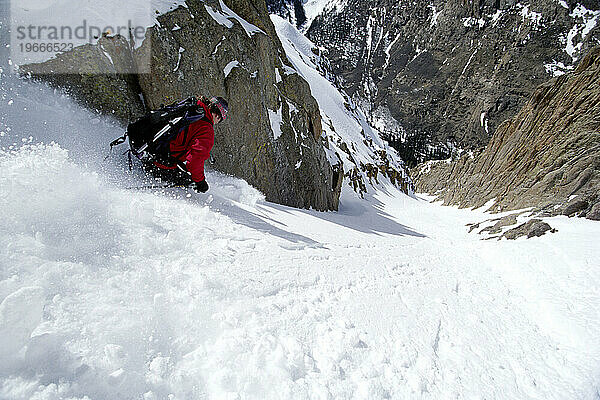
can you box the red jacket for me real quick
[169,101,214,182]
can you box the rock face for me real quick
[136,0,342,210]
[274,0,600,165]
[411,46,600,220]
[20,34,145,122]
[267,0,306,27]
[587,202,600,220]
[22,0,343,211]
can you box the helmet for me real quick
[211,97,229,121]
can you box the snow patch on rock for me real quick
[268,105,284,140]
[224,60,240,78]
[564,4,600,61]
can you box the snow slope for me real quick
[1,61,600,400]
[271,15,411,195]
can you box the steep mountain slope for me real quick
[411,46,600,219]
[21,0,412,210]
[2,74,600,399]
[271,15,413,197]
[271,0,600,164]
[20,0,342,211]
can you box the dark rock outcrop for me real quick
[502,219,556,239]
[478,214,520,235]
[134,0,342,210]
[411,46,600,220]
[561,199,589,216]
[587,202,600,220]
[21,0,343,211]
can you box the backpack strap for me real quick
[109,133,128,149]
[104,131,128,162]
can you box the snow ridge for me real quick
[271,15,412,196]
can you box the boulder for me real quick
[479,213,519,235]
[502,219,555,240]
[561,199,589,217]
[586,203,600,221]
[20,34,145,123]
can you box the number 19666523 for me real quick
[19,42,74,52]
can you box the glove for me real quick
[194,179,209,193]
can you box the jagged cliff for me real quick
[411,46,600,220]
[273,0,600,164]
[22,0,344,211]
[21,0,416,210]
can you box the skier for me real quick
[149,96,228,193]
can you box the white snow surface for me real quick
[211,0,266,37]
[205,3,235,29]
[564,4,600,61]
[544,60,575,76]
[301,0,333,29]
[205,0,267,37]
[519,4,542,28]
[1,57,600,400]
[428,5,442,27]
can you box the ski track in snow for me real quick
[1,77,600,399]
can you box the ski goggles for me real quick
[211,97,228,121]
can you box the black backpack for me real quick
[109,97,208,163]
